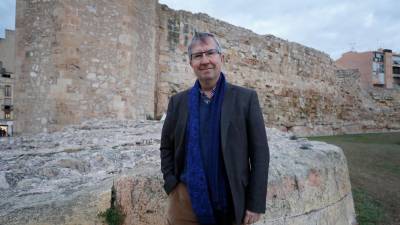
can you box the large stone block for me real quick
[0,120,356,225]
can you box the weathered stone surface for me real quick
[14,1,400,136]
[115,127,357,225]
[14,0,158,134]
[0,120,356,225]
[156,5,400,136]
[0,119,162,225]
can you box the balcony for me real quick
[0,67,11,78]
[393,67,400,76]
[1,98,13,111]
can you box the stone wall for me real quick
[14,0,158,134]
[335,69,400,133]
[14,1,400,136]
[156,5,400,136]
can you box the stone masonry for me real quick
[0,119,357,225]
[13,1,400,136]
[14,0,158,134]
[156,5,400,136]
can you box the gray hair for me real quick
[187,32,222,60]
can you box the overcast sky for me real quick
[159,0,399,59]
[1,0,398,59]
[0,0,15,38]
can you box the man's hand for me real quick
[242,210,261,224]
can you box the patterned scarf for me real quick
[185,73,227,224]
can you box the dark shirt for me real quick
[199,92,214,172]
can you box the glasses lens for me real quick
[191,49,219,61]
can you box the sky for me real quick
[0,0,15,38]
[1,0,399,59]
[160,0,400,59]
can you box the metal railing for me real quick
[3,98,12,106]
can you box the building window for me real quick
[393,67,400,75]
[0,126,7,136]
[4,85,11,97]
[373,52,384,62]
[393,56,400,65]
[372,62,385,73]
[5,111,11,120]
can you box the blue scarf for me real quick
[185,73,228,224]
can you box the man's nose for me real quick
[199,54,210,64]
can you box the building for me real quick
[0,61,14,136]
[0,30,15,136]
[0,30,15,74]
[336,49,400,89]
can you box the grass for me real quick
[352,188,387,225]
[98,207,125,225]
[98,183,125,225]
[309,132,400,225]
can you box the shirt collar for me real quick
[199,85,217,99]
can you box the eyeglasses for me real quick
[190,49,220,62]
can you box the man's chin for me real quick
[198,74,215,81]
[194,70,220,81]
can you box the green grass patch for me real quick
[309,132,400,177]
[309,132,400,225]
[376,162,400,176]
[352,188,387,225]
[98,207,125,225]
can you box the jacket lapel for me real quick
[176,92,188,155]
[221,82,235,153]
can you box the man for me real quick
[160,32,269,225]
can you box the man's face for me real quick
[189,37,224,82]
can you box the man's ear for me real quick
[220,54,225,63]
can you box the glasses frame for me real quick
[190,48,221,62]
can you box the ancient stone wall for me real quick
[335,69,400,133]
[14,0,158,134]
[156,5,400,136]
[14,1,399,135]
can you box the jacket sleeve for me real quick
[245,90,270,213]
[160,96,178,195]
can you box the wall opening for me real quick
[0,125,8,137]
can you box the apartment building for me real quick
[0,29,15,136]
[0,61,13,136]
[336,49,400,89]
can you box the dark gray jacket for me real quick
[160,82,269,225]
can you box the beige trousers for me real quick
[165,183,236,225]
[166,183,199,225]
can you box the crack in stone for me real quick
[268,192,351,222]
